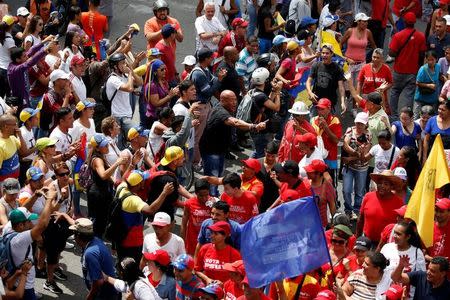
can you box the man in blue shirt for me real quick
[392,255,450,299]
[71,218,121,300]
[427,17,450,59]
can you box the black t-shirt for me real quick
[216,61,240,98]
[148,165,179,221]
[200,104,232,155]
[11,24,25,47]
[256,157,279,213]
[257,8,275,40]
[310,61,345,105]
[408,271,450,300]
[249,88,269,123]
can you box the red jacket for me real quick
[278,119,316,163]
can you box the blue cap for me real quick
[272,35,290,46]
[26,167,44,181]
[90,133,109,148]
[161,24,176,38]
[148,48,162,57]
[172,254,195,271]
[300,16,318,27]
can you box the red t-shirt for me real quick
[311,115,342,162]
[278,120,317,163]
[155,40,177,83]
[392,0,416,17]
[80,11,107,46]
[431,221,450,259]
[380,223,396,245]
[241,176,264,204]
[195,243,242,283]
[312,180,336,227]
[221,191,259,224]
[346,255,363,273]
[184,197,213,255]
[181,69,189,81]
[360,192,403,242]
[237,292,271,300]
[29,60,51,97]
[358,63,393,95]
[218,31,246,57]
[371,0,390,27]
[144,16,180,49]
[280,179,312,200]
[389,28,426,74]
[223,279,244,300]
[280,58,296,88]
[325,229,356,250]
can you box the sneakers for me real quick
[386,55,394,63]
[65,241,75,249]
[35,268,47,279]
[54,268,68,281]
[43,281,63,294]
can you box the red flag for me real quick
[78,132,87,161]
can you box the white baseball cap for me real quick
[151,212,171,226]
[355,13,371,22]
[288,101,310,115]
[181,55,196,66]
[444,15,450,26]
[322,15,339,28]
[17,7,30,17]
[354,112,369,125]
[393,167,408,181]
[50,69,70,82]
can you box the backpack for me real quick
[99,73,119,116]
[78,156,94,191]
[236,89,263,123]
[104,186,134,244]
[0,232,31,276]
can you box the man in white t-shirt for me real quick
[19,108,39,183]
[363,130,400,174]
[106,53,143,149]
[195,2,227,51]
[69,56,87,102]
[141,212,185,268]
[49,107,76,155]
[5,191,61,299]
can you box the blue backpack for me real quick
[0,232,31,275]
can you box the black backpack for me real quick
[99,74,119,116]
[104,186,133,244]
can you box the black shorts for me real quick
[42,218,71,264]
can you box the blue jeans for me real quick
[114,116,135,150]
[202,153,225,197]
[251,131,272,159]
[343,167,368,213]
[247,3,257,37]
[259,38,272,55]
[389,72,416,121]
[23,288,36,300]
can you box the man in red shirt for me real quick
[80,0,108,59]
[428,198,450,270]
[369,0,395,48]
[220,173,259,224]
[311,98,342,186]
[356,170,404,245]
[155,24,178,84]
[388,12,427,121]
[144,0,183,50]
[218,18,248,57]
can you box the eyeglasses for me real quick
[56,172,70,177]
[331,238,346,245]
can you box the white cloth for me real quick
[288,0,311,23]
[20,126,37,161]
[113,277,162,300]
[173,101,195,150]
[24,35,41,48]
[369,144,400,174]
[147,121,164,160]
[50,126,73,154]
[70,73,87,101]
[7,230,36,289]
[106,73,132,118]
[0,33,15,70]
[298,147,325,178]
[60,48,84,73]
[0,96,10,116]
[380,242,426,299]
[69,119,96,143]
[195,15,226,51]
[142,233,186,261]
[45,54,60,69]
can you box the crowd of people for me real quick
[0,0,449,299]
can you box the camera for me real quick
[357,134,368,144]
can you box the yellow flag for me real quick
[275,12,285,30]
[320,30,348,72]
[405,134,450,247]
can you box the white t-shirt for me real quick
[142,233,186,262]
[107,73,132,118]
[105,136,121,167]
[8,230,36,289]
[380,242,426,299]
[60,48,84,73]
[18,187,46,216]
[173,101,195,150]
[113,277,162,300]
[45,54,59,69]
[298,147,325,178]
[0,33,15,70]
[50,126,73,154]
[70,73,87,101]
[69,119,96,143]
[195,15,226,51]
[0,96,10,116]
[20,126,37,161]
[369,144,400,174]
[147,121,164,159]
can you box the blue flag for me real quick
[240,197,329,288]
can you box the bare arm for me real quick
[141,183,175,215]
[391,255,411,284]
[340,29,351,49]
[180,206,189,241]
[355,212,364,237]
[92,156,126,181]
[118,71,135,92]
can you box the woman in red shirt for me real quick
[223,260,246,300]
[195,221,241,284]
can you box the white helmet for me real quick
[251,67,270,84]
[288,101,310,115]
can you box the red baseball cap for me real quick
[394,205,407,217]
[304,159,328,173]
[436,198,450,210]
[71,55,86,66]
[231,18,249,28]
[383,284,403,300]
[242,158,262,173]
[295,132,317,147]
[316,98,332,109]
[280,188,300,202]
[314,290,336,300]
[403,12,416,25]
[223,260,246,276]
[143,249,171,266]
[208,221,231,236]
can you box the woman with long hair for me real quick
[142,249,176,300]
[391,146,421,191]
[87,133,127,237]
[105,257,161,300]
[101,116,122,168]
[61,30,84,73]
[391,107,422,152]
[34,137,72,181]
[23,15,43,51]
[423,100,450,163]
[257,0,283,54]
[0,16,15,98]
[297,30,319,68]
[380,221,426,299]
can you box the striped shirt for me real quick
[347,269,377,300]
[175,275,204,300]
[236,48,257,89]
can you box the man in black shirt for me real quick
[12,7,30,47]
[392,255,450,300]
[199,90,266,196]
[215,46,243,98]
[306,44,346,114]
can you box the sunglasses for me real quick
[56,172,70,177]
[331,238,346,245]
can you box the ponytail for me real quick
[0,22,9,45]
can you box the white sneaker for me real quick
[65,241,74,249]
[386,55,394,63]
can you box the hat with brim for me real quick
[272,35,290,46]
[19,108,39,122]
[9,207,38,225]
[69,218,94,234]
[3,178,20,194]
[160,146,184,166]
[223,260,245,276]
[370,170,403,186]
[288,101,310,115]
[436,198,450,210]
[35,137,57,152]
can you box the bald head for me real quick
[224,46,238,59]
[220,90,237,113]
